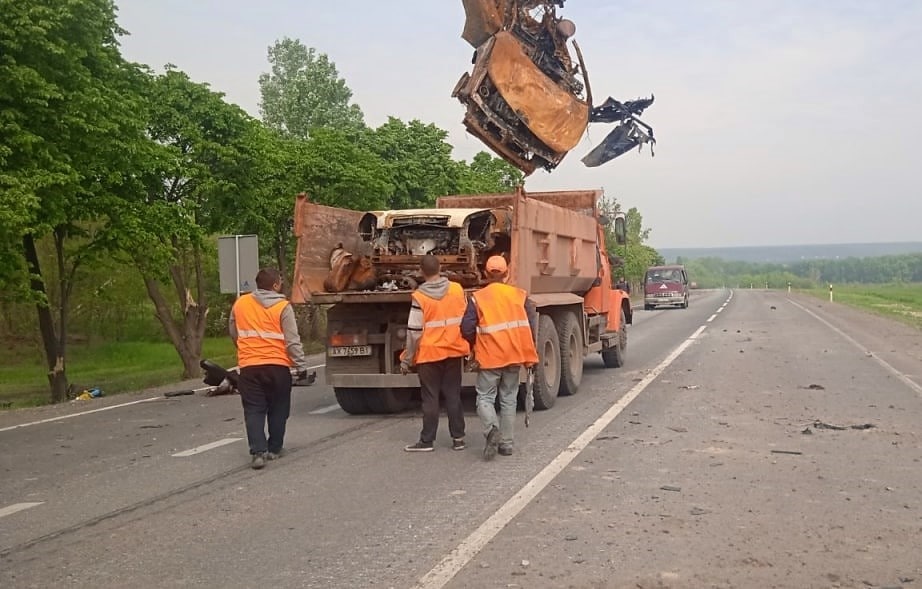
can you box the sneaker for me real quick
[404,441,434,452]
[498,445,514,456]
[452,438,466,451]
[266,451,283,461]
[483,426,500,461]
[250,453,267,470]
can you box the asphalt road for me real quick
[1,289,920,588]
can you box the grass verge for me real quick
[800,283,922,330]
[0,337,324,410]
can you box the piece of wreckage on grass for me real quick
[453,0,655,175]
[292,194,515,297]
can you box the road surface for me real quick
[1,289,920,588]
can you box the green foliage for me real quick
[677,254,922,289]
[455,152,525,193]
[599,197,662,289]
[365,117,461,209]
[258,37,364,138]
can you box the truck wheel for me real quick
[533,314,561,409]
[334,388,372,415]
[366,388,411,414]
[601,309,627,368]
[557,311,583,396]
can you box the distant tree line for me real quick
[676,254,922,289]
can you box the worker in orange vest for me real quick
[229,268,308,469]
[461,255,538,460]
[400,255,471,452]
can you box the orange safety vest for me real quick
[410,282,470,364]
[472,282,538,369]
[233,293,293,368]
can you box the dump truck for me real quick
[291,187,633,414]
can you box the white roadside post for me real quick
[829,284,833,302]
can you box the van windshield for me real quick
[647,270,680,283]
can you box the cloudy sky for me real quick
[114,1,922,249]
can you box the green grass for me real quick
[0,336,326,410]
[0,338,238,409]
[800,283,922,330]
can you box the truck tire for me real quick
[366,388,411,414]
[334,388,372,415]
[533,314,561,410]
[601,309,627,368]
[557,311,583,396]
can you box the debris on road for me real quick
[660,485,681,492]
[799,383,826,390]
[808,420,876,432]
[678,384,699,390]
[771,450,803,455]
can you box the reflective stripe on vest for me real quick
[411,282,470,364]
[472,282,538,369]
[233,293,293,368]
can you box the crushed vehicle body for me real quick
[452,0,655,175]
[292,188,633,415]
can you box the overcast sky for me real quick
[114,1,922,249]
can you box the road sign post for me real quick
[218,235,259,296]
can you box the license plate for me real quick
[330,345,372,357]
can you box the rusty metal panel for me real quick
[460,0,510,47]
[509,193,600,295]
[291,194,366,303]
[437,189,600,216]
[487,32,589,153]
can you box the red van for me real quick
[643,265,689,310]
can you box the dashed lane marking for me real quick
[171,438,242,457]
[309,403,342,415]
[0,502,44,519]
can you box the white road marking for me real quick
[1,362,327,435]
[0,397,162,433]
[0,502,44,519]
[309,403,341,415]
[414,323,708,589]
[707,313,718,322]
[171,438,242,457]
[789,299,922,397]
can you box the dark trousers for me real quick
[417,356,465,443]
[238,365,292,455]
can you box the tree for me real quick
[230,126,393,279]
[0,0,152,402]
[366,117,461,209]
[599,198,662,289]
[455,152,525,193]
[258,37,364,138]
[109,67,265,378]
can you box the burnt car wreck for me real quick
[452,0,655,175]
[320,207,513,294]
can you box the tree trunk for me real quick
[142,244,210,380]
[23,234,69,403]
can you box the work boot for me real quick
[267,451,283,461]
[483,426,500,461]
[404,441,434,452]
[452,438,466,451]
[498,444,514,456]
[250,453,267,470]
